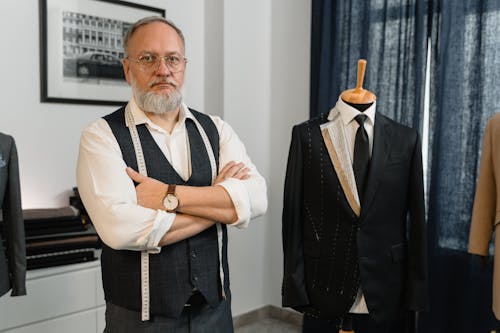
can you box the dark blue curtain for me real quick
[310,0,428,131]
[424,1,500,332]
[310,0,500,332]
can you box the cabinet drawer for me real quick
[0,263,100,330]
[1,308,97,333]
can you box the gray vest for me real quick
[101,107,229,318]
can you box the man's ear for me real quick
[122,58,132,85]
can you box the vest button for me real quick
[193,276,198,281]
[191,251,197,259]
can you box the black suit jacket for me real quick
[0,133,26,297]
[282,109,428,322]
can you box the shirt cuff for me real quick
[217,178,251,228]
[144,209,176,253]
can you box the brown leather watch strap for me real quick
[167,184,176,195]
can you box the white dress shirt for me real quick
[336,97,375,159]
[77,97,267,253]
[335,97,376,314]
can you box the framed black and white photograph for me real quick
[39,0,165,105]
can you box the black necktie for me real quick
[353,114,370,201]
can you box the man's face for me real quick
[123,22,186,109]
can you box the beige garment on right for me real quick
[469,113,500,320]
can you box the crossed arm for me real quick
[77,116,267,251]
[126,161,250,246]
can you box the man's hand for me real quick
[126,167,167,210]
[126,161,249,212]
[214,161,250,184]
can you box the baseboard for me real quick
[233,304,303,328]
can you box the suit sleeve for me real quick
[405,132,428,310]
[282,125,309,307]
[468,119,495,256]
[3,137,27,296]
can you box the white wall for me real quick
[223,0,272,315]
[222,0,311,315]
[204,0,224,118]
[0,0,310,319]
[267,0,311,308]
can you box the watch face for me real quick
[163,193,179,211]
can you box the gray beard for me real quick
[133,83,183,115]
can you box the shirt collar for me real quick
[127,96,194,130]
[332,96,376,126]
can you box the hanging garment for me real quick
[0,132,26,297]
[282,103,428,323]
[469,113,500,320]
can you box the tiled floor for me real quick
[235,317,301,333]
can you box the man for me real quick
[77,16,267,332]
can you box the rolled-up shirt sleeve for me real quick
[76,119,175,252]
[211,116,268,228]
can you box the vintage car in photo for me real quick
[75,52,125,80]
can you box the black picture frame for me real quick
[39,0,165,106]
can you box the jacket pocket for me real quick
[390,243,407,263]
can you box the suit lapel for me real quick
[321,109,361,217]
[360,114,391,219]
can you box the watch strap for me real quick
[167,184,176,195]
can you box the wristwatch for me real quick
[162,184,179,212]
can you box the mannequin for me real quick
[0,132,26,298]
[339,59,375,333]
[282,60,427,333]
[469,113,500,320]
[340,59,376,106]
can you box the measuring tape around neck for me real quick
[125,105,150,321]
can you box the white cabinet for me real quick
[2,309,98,333]
[97,306,106,332]
[0,261,105,333]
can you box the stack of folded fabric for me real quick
[22,206,101,270]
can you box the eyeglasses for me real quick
[126,52,187,73]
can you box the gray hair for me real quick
[123,16,185,55]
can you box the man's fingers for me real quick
[225,162,245,177]
[236,167,250,175]
[232,167,250,180]
[219,161,236,174]
[126,167,148,183]
[216,162,250,183]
